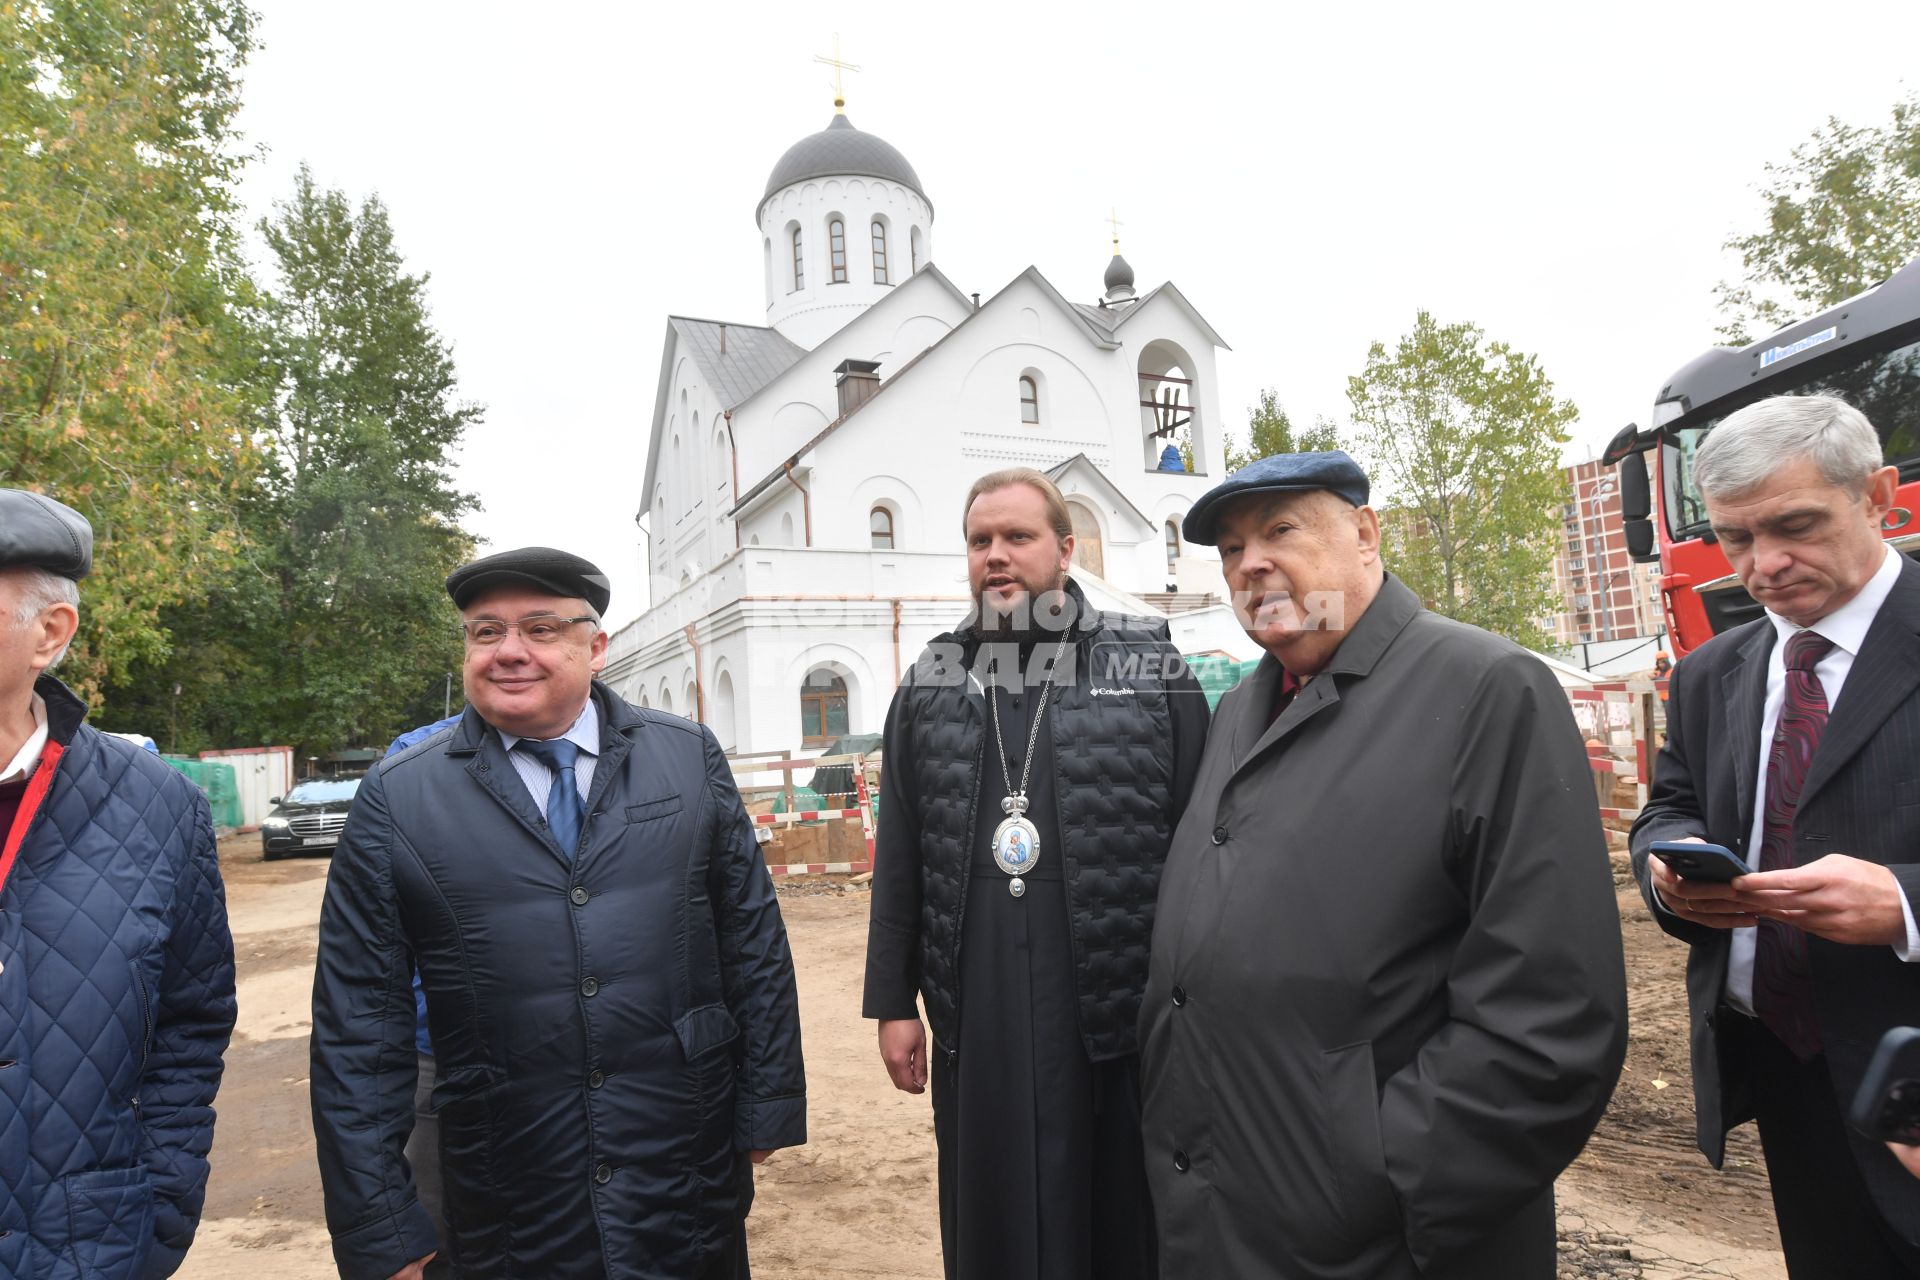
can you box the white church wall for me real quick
[844,473,927,553]
[732,269,968,487]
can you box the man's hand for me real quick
[879,1017,928,1094]
[1889,1142,1920,1180]
[386,1253,436,1280]
[1733,854,1909,947]
[1650,842,1759,929]
[749,1149,773,1165]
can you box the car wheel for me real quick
[262,846,285,862]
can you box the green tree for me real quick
[1224,389,1344,474]
[1345,311,1574,650]
[1716,93,1920,342]
[103,168,480,755]
[0,0,261,700]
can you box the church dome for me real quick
[759,114,931,218]
[1104,252,1135,294]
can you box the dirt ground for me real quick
[179,835,1787,1280]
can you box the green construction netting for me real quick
[161,756,243,828]
[1185,654,1262,710]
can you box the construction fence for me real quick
[730,750,879,877]
[728,673,1666,877]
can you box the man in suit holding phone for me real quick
[1631,394,1920,1277]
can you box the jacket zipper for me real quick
[953,670,990,1050]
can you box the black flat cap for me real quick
[0,488,94,579]
[1182,450,1371,546]
[446,546,611,616]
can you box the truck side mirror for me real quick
[1618,451,1659,561]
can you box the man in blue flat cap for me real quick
[1138,453,1628,1280]
[0,488,237,1279]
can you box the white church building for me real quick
[601,97,1259,756]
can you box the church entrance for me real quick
[1067,501,1104,578]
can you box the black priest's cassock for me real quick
[864,589,1207,1280]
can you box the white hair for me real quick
[7,566,80,668]
[1692,393,1883,500]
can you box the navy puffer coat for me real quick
[0,675,238,1280]
[310,682,806,1279]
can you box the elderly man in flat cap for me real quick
[1138,454,1628,1279]
[0,489,237,1279]
[310,547,806,1280]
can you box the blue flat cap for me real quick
[0,488,93,579]
[446,546,611,616]
[1182,451,1370,546]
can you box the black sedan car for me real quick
[260,776,362,860]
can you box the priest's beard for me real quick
[976,571,1077,648]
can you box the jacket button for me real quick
[1173,1148,1191,1173]
[1211,826,1228,845]
[570,886,590,905]
[594,1163,612,1184]
[1171,986,1188,1007]
[581,977,599,997]
[588,1069,605,1089]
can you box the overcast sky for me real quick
[231,1,1920,629]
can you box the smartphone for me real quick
[1850,1026,1920,1145]
[1650,840,1753,882]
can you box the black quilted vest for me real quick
[899,597,1179,1062]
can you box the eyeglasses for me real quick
[459,615,597,646]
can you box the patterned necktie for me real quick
[519,738,585,859]
[1753,629,1834,1060]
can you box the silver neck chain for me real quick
[986,633,1072,802]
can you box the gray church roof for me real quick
[759,114,931,219]
[669,317,808,410]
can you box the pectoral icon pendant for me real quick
[992,793,1040,898]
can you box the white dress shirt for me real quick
[0,694,49,784]
[498,698,600,820]
[1724,545,1920,1013]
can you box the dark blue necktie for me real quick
[519,738,585,858]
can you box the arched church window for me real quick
[911,225,924,274]
[800,669,850,744]
[829,218,848,284]
[871,220,889,285]
[1019,376,1040,425]
[791,227,804,292]
[1164,520,1181,573]
[870,506,894,550]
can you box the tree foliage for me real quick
[1224,389,1344,474]
[101,169,481,755]
[1717,93,1920,342]
[0,0,261,699]
[1345,312,1573,650]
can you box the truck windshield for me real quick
[1664,332,1920,540]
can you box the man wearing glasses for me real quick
[311,547,806,1280]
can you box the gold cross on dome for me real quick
[814,34,861,112]
[1107,207,1124,249]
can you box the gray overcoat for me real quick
[1140,574,1628,1279]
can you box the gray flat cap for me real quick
[0,489,94,579]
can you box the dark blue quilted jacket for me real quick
[311,683,805,1280]
[0,676,238,1280]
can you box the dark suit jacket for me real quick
[1630,556,1920,1245]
